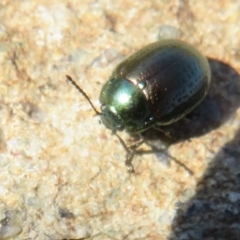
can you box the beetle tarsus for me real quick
[125,152,135,173]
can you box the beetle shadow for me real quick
[131,58,240,239]
[168,126,240,239]
[136,58,240,145]
[166,58,240,239]
[130,58,240,239]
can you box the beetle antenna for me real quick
[66,75,101,116]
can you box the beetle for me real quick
[66,39,211,172]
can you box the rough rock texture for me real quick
[0,1,240,239]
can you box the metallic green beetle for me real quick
[67,39,211,172]
[99,39,211,134]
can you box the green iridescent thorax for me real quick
[100,77,153,133]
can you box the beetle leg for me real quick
[155,149,194,175]
[115,133,138,173]
[128,135,145,149]
[125,137,146,172]
[153,125,172,139]
[169,154,194,175]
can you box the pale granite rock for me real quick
[0,1,240,239]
